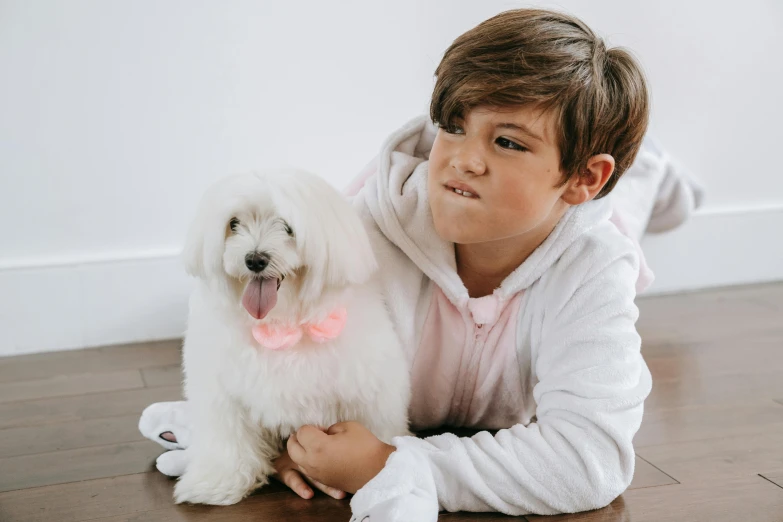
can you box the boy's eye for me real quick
[496,137,527,152]
[229,218,240,232]
[441,123,465,135]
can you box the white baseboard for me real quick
[641,204,783,295]
[1,206,781,356]
[0,252,193,357]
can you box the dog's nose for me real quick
[245,252,270,272]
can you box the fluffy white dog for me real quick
[171,169,411,505]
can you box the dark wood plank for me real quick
[646,371,783,412]
[636,283,783,347]
[441,514,526,520]
[141,365,182,388]
[0,385,181,430]
[526,476,783,522]
[0,369,144,404]
[90,492,352,522]
[0,340,181,384]
[0,472,300,522]
[0,472,176,522]
[629,456,677,489]
[637,429,783,484]
[0,471,350,522]
[634,400,783,447]
[0,441,165,492]
[644,337,783,381]
[0,414,145,458]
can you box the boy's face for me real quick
[428,105,571,245]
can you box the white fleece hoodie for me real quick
[347,116,654,520]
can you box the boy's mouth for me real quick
[444,180,480,199]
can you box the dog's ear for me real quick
[278,171,377,295]
[182,178,232,280]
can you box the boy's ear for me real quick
[561,154,615,205]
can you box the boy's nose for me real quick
[451,143,487,176]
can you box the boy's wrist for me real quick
[363,443,396,490]
[379,442,396,463]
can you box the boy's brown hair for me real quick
[430,9,649,198]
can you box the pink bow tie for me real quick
[251,307,348,350]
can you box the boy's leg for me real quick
[611,137,704,242]
[643,137,705,234]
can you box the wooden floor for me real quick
[1,284,782,521]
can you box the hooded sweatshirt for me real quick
[347,116,653,519]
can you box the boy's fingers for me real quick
[296,425,328,448]
[287,433,306,463]
[326,422,350,435]
[304,476,346,500]
[276,468,313,499]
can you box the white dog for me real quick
[170,170,411,505]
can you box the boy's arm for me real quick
[352,249,652,517]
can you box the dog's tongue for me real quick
[242,278,278,320]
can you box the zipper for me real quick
[452,319,489,426]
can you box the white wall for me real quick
[1,0,782,355]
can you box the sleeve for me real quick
[351,250,652,518]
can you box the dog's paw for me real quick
[156,450,189,477]
[174,464,258,505]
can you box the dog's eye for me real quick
[229,218,240,232]
[284,222,294,237]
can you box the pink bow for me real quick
[251,307,348,350]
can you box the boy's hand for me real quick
[287,421,396,494]
[273,446,346,500]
